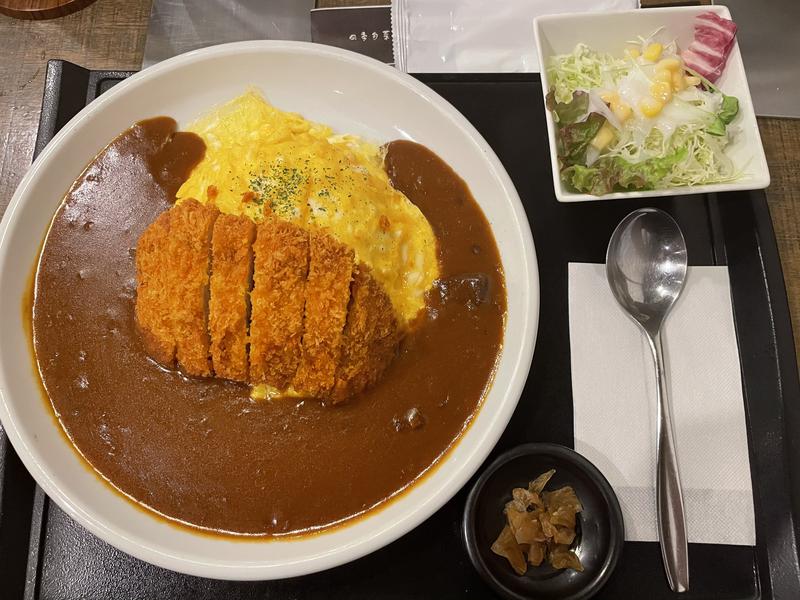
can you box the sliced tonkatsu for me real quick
[135,199,217,377]
[292,230,354,397]
[209,213,256,380]
[332,264,399,402]
[249,219,310,390]
[168,199,218,377]
[135,209,175,367]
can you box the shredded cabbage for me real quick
[546,44,630,104]
[603,90,737,187]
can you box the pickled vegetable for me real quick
[490,470,584,574]
[491,525,527,575]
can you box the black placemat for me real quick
[1,60,798,599]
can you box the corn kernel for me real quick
[672,70,687,92]
[643,42,663,62]
[591,123,615,150]
[611,99,633,122]
[685,75,701,86]
[653,69,672,84]
[639,97,665,118]
[656,57,681,72]
[625,46,641,59]
[650,81,673,103]
[599,90,618,104]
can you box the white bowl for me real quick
[534,5,770,202]
[0,41,538,580]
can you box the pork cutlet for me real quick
[135,203,400,400]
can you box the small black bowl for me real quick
[463,443,624,600]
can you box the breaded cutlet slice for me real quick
[209,213,256,380]
[292,230,354,397]
[135,210,176,367]
[166,199,218,377]
[250,219,309,390]
[331,264,400,403]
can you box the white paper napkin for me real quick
[391,0,638,73]
[568,263,755,546]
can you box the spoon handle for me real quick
[649,331,689,592]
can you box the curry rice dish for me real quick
[32,93,506,536]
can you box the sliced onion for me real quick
[585,145,601,166]
[588,90,622,131]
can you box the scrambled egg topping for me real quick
[176,91,439,325]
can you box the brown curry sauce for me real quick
[31,119,506,536]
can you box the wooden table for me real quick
[1,0,799,363]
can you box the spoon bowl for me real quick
[606,208,688,337]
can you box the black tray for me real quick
[1,60,799,599]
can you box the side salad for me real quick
[546,12,742,195]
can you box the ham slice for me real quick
[681,12,738,83]
[696,12,737,37]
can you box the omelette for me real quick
[176,90,439,325]
[136,91,441,401]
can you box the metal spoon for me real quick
[606,208,689,593]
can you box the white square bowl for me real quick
[534,5,770,202]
